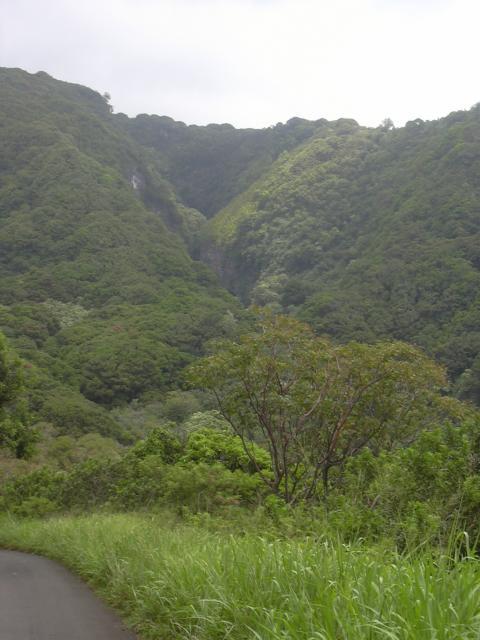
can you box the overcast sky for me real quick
[1,0,479,128]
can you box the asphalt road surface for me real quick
[0,549,137,639]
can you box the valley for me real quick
[1,66,480,640]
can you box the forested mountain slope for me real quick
[118,113,328,217]
[1,65,480,443]
[0,68,240,440]
[209,110,480,401]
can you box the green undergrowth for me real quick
[1,513,480,639]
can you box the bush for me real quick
[128,426,182,463]
[13,496,57,518]
[162,463,264,512]
[113,455,167,509]
[182,427,271,472]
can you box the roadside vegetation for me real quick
[1,313,480,639]
[1,513,480,640]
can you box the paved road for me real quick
[0,549,137,639]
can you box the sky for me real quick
[1,0,479,129]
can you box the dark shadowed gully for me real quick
[0,550,137,639]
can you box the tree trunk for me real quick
[322,464,331,503]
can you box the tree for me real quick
[189,312,464,504]
[0,333,34,458]
[456,355,480,405]
[380,117,395,130]
[102,92,113,113]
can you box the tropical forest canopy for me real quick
[0,66,480,502]
[4,66,480,640]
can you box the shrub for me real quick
[13,496,57,518]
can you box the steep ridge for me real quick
[118,113,327,217]
[0,68,240,438]
[209,110,480,400]
[1,65,480,435]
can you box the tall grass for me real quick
[1,513,480,639]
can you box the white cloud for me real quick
[1,0,479,127]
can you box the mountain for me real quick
[208,111,480,401]
[1,65,479,441]
[0,68,241,439]
[117,113,327,218]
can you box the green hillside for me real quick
[0,68,240,440]
[3,68,480,618]
[2,65,480,450]
[209,111,480,400]
[119,113,326,217]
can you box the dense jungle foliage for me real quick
[1,313,479,553]
[3,407,480,548]
[209,110,480,401]
[2,66,480,561]
[0,68,242,444]
[118,112,333,217]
